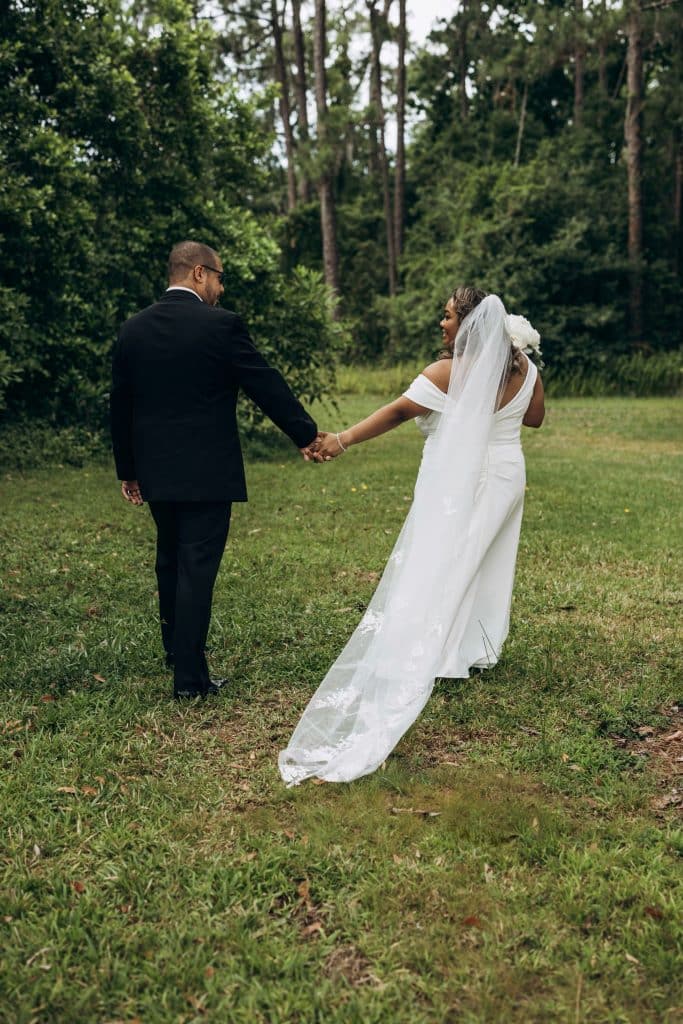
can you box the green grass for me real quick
[1,380,682,1023]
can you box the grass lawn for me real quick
[1,380,682,1023]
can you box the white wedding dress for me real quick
[279,296,538,786]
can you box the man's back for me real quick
[111,289,316,501]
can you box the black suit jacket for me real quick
[110,289,317,501]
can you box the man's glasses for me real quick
[201,264,225,284]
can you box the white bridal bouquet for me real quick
[505,313,542,361]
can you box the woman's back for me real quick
[405,354,537,443]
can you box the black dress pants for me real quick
[148,501,232,696]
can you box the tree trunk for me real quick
[458,3,469,121]
[625,3,644,343]
[598,41,608,95]
[394,0,406,263]
[271,0,297,213]
[574,0,584,127]
[291,0,311,202]
[368,0,397,297]
[313,0,340,301]
[674,129,682,279]
[514,81,528,167]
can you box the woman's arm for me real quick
[523,373,545,427]
[314,359,451,459]
[315,394,430,459]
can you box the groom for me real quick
[110,240,319,699]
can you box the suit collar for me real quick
[161,287,204,303]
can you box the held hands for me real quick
[299,431,348,463]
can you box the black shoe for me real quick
[206,678,229,695]
[174,678,229,701]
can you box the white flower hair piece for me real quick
[505,313,542,359]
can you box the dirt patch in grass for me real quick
[324,944,381,987]
[615,704,683,815]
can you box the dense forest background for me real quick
[1,0,681,456]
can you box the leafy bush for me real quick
[545,349,683,397]
[0,0,339,436]
[0,420,108,471]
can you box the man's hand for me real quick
[299,436,325,463]
[121,480,144,506]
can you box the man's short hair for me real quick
[168,240,220,282]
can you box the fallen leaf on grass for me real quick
[297,880,310,901]
[636,726,655,737]
[185,994,207,1014]
[391,807,441,818]
[462,915,482,928]
[81,786,99,797]
[625,953,640,965]
[302,921,324,937]
[56,786,78,795]
[40,695,55,703]
[664,730,683,743]
[204,966,215,979]
[644,906,664,920]
[72,881,86,894]
[93,674,106,683]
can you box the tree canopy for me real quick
[1,0,681,436]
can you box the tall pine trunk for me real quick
[369,0,397,297]
[393,0,406,264]
[574,0,584,127]
[271,0,297,212]
[313,0,340,303]
[514,81,528,167]
[291,0,311,202]
[674,129,682,280]
[458,3,469,121]
[625,3,644,343]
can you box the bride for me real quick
[279,289,545,786]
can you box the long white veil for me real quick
[279,295,511,785]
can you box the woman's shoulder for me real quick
[421,358,451,395]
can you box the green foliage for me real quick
[273,0,683,384]
[545,348,683,398]
[392,135,680,378]
[0,0,338,433]
[0,420,108,471]
[1,394,681,1019]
